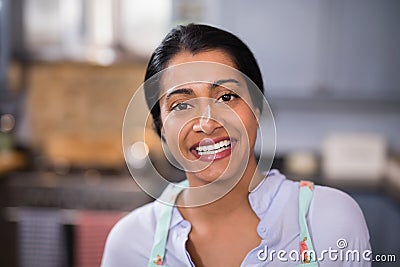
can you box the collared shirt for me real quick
[102,170,371,266]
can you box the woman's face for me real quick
[158,50,259,186]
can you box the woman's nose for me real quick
[192,116,221,135]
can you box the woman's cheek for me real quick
[162,115,190,158]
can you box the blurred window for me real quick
[22,0,172,62]
[118,0,172,57]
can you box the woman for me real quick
[102,24,371,267]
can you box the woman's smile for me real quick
[190,137,237,161]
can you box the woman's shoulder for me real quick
[269,172,370,246]
[311,184,368,230]
[309,184,371,251]
[101,202,157,266]
[110,201,158,236]
[273,173,367,228]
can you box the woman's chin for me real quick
[188,161,242,186]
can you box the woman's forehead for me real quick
[167,50,236,68]
[159,61,247,95]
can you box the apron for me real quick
[148,180,318,267]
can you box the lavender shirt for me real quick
[102,170,371,266]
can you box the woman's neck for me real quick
[178,157,264,222]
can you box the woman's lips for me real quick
[190,137,235,162]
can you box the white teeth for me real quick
[195,140,231,155]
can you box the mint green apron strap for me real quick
[297,180,318,266]
[148,203,173,266]
[148,180,188,267]
[148,179,319,266]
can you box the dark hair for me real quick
[144,23,264,137]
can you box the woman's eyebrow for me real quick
[165,88,194,101]
[165,79,240,100]
[210,79,240,89]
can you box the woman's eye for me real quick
[171,102,192,111]
[217,93,238,103]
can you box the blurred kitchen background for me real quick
[0,0,399,266]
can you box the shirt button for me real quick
[181,220,190,228]
[258,226,266,233]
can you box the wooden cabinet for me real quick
[27,62,146,169]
